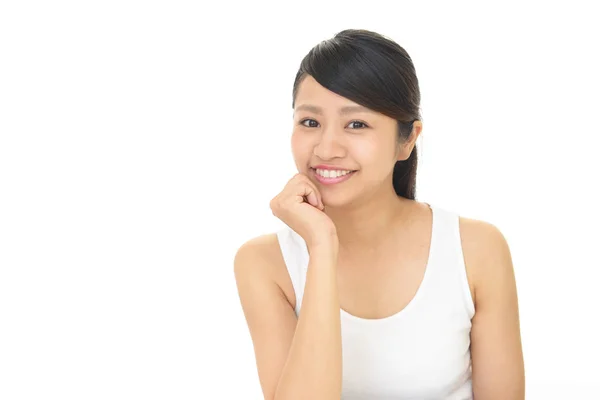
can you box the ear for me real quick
[396,121,423,161]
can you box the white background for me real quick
[1,1,599,399]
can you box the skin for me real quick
[235,75,525,399]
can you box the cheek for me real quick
[351,139,395,171]
[291,131,310,161]
[351,139,380,164]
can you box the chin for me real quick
[320,191,357,209]
[309,170,359,207]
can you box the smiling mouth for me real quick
[310,167,357,184]
[311,167,356,178]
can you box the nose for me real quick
[313,126,345,160]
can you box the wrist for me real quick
[307,238,339,258]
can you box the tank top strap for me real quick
[276,227,308,316]
[424,204,475,319]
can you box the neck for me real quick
[324,184,412,252]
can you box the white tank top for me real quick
[276,203,475,400]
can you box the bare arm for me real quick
[234,235,342,400]
[463,220,525,399]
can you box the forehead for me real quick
[296,75,352,104]
[294,75,376,115]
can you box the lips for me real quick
[311,164,356,171]
[310,167,357,185]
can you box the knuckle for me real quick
[294,173,308,182]
[270,197,281,210]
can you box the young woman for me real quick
[234,29,524,400]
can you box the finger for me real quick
[299,175,324,209]
[290,173,324,209]
[302,186,320,208]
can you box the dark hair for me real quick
[291,29,422,200]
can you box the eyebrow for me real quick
[294,104,375,116]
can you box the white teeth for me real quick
[315,169,353,178]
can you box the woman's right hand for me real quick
[270,173,338,252]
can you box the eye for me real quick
[299,118,320,128]
[348,120,368,129]
[298,119,369,130]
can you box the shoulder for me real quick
[458,216,514,306]
[234,233,280,263]
[234,233,282,279]
[234,232,297,308]
[458,216,509,255]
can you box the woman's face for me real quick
[291,75,414,208]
